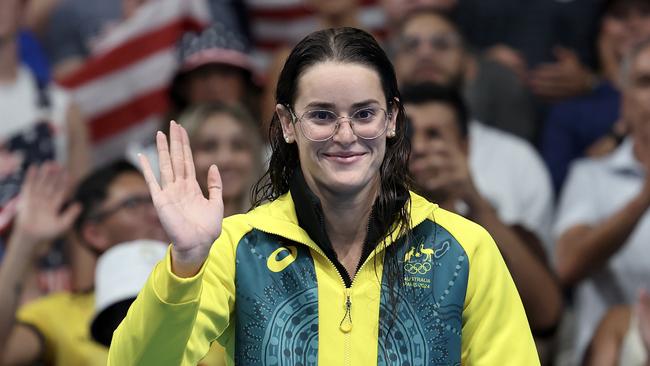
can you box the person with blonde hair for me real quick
[179,103,264,217]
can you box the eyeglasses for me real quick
[88,194,153,222]
[399,33,462,53]
[288,106,390,142]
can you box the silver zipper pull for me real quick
[339,290,352,333]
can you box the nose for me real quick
[215,146,233,167]
[332,117,357,144]
[411,134,427,158]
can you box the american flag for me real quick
[57,0,211,166]
[245,0,386,70]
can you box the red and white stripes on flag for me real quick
[245,0,386,70]
[57,0,211,165]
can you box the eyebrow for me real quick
[303,99,381,110]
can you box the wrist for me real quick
[6,230,43,258]
[170,246,210,278]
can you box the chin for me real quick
[322,172,377,194]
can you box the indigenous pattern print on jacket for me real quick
[233,221,468,365]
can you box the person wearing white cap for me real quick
[90,240,167,347]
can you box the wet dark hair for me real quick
[252,27,413,314]
[73,160,139,236]
[401,82,470,138]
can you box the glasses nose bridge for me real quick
[332,114,358,138]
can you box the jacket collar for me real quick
[246,174,436,253]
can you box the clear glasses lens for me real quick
[295,107,389,141]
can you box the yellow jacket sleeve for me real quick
[107,222,241,365]
[460,225,540,365]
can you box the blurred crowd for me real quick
[0,0,649,365]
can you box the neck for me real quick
[69,238,97,292]
[318,9,359,29]
[308,177,379,251]
[0,37,18,83]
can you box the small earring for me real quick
[284,136,291,143]
[388,129,396,137]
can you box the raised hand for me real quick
[139,121,223,277]
[12,163,81,256]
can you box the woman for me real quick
[180,103,263,217]
[108,28,538,365]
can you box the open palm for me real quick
[140,121,223,271]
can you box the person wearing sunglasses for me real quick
[108,27,538,365]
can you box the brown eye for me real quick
[198,140,218,152]
[426,128,440,139]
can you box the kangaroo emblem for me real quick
[404,247,417,262]
[419,244,434,262]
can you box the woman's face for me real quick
[279,61,397,198]
[187,64,247,106]
[192,113,257,202]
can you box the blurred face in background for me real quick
[602,1,650,62]
[625,46,650,160]
[186,64,248,106]
[381,0,456,26]
[85,172,167,252]
[394,13,465,87]
[192,112,258,204]
[406,101,466,201]
[0,0,21,39]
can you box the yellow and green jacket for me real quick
[108,191,539,365]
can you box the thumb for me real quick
[206,164,223,202]
[554,46,577,63]
[60,202,82,229]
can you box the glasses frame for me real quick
[287,106,391,142]
[399,33,463,53]
[87,194,153,223]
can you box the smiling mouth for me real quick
[323,152,366,163]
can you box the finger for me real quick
[138,153,162,201]
[169,121,185,179]
[206,164,223,203]
[38,163,60,199]
[49,169,68,210]
[553,46,577,63]
[20,165,37,196]
[180,124,196,180]
[157,130,173,187]
[34,162,51,189]
[530,67,565,81]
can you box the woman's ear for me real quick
[388,98,400,137]
[276,104,296,144]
